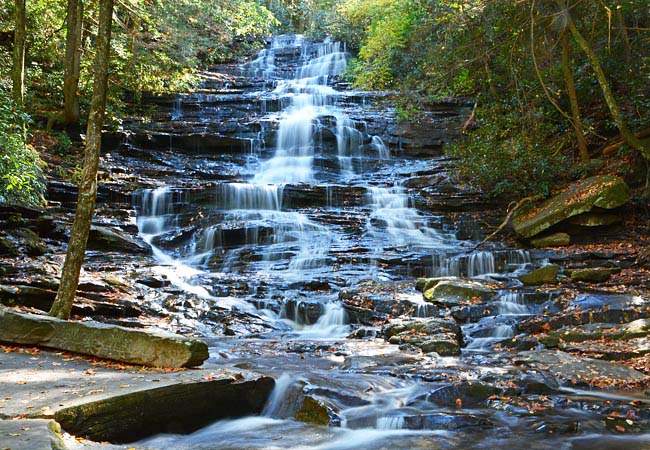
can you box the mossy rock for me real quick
[384,318,462,356]
[0,307,208,367]
[517,265,559,286]
[512,175,630,238]
[295,396,340,426]
[425,382,499,407]
[423,279,494,306]
[529,232,570,248]
[0,236,19,256]
[415,277,455,292]
[570,268,613,283]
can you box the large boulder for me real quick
[512,175,629,239]
[383,317,462,355]
[0,307,208,367]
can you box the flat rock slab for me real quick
[0,348,273,443]
[0,419,66,450]
[0,307,208,367]
[55,376,274,443]
[517,350,648,389]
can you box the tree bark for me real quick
[12,0,26,106]
[566,13,650,160]
[64,0,84,125]
[561,31,589,163]
[616,7,632,64]
[50,0,114,320]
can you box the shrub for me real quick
[446,106,567,198]
[0,92,45,207]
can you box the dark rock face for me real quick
[87,225,152,255]
[54,377,274,443]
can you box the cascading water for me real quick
[127,35,627,450]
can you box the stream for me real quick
[98,35,650,449]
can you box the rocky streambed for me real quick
[2,35,650,449]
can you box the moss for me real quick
[424,280,494,305]
[0,236,19,256]
[517,265,559,286]
[570,268,613,283]
[529,232,570,248]
[295,396,332,426]
[513,176,630,238]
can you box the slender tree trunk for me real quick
[50,0,114,319]
[616,8,632,64]
[64,0,84,125]
[12,0,26,106]
[561,31,589,163]
[566,13,650,160]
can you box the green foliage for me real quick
[447,107,567,197]
[1,0,279,117]
[0,91,45,207]
[327,0,650,195]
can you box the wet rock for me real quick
[14,227,46,256]
[54,376,274,443]
[403,412,492,431]
[512,175,630,238]
[0,419,67,450]
[569,267,613,283]
[0,235,19,256]
[347,327,380,339]
[516,350,648,388]
[423,382,500,407]
[517,264,558,286]
[137,275,170,289]
[383,317,461,355]
[529,232,570,248]
[519,294,650,334]
[415,276,455,292]
[295,395,341,426]
[423,278,495,307]
[341,285,435,324]
[0,307,209,367]
[87,225,152,255]
[541,320,650,359]
[282,299,323,325]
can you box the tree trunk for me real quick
[561,31,589,163]
[566,13,650,160]
[616,8,632,64]
[12,0,26,106]
[50,0,114,320]
[64,0,84,125]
